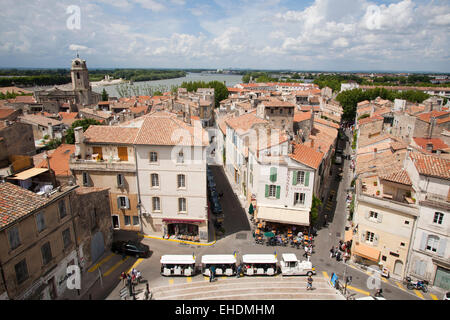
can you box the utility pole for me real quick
[343,263,348,295]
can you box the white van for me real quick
[160,255,196,277]
[201,254,237,277]
[280,253,316,276]
[242,254,278,276]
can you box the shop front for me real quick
[351,243,380,266]
[162,219,206,242]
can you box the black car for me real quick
[111,241,150,258]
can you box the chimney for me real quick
[426,142,433,153]
[429,117,436,138]
[373,148,377,159]
[47,122,53,139]
[311,139,314,148]
[74,126,86,159]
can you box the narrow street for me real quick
[66,131,435,300]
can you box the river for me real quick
[91,72,243,97]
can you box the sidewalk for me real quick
[58,250,115,300]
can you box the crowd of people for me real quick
[330,240,352,263]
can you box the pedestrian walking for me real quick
[323,214,328,227]
[336,251,342,262]
[330,246,335,258]
[120,272,127,285]
[236,265,242,278]
[144,283,151,300]
[209,266,215,282]
[307,275,314,290]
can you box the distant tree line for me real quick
[0,75,72,87]
[0,68,186,88]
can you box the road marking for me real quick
[127,258,144,274]
[381,277,388,283]
[346,285,370,296]
[203,276,209,281]
[221,276,227,280]
[414,290,425,299]
[322,271,329,280]
[186,277,192,283]
[88,253,115,273]
[104,256,129,277]
[395,281,406,291]
[430,294,438,300]
[169,279,174,285]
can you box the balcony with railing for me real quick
[69,154,136,172]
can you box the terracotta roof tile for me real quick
[289,142,324,169]
[133,113,209,146]
[381,169,412,185]
[409,152,450,180]
[36,144,75,177]
[294,111,311,122]
[84,126,139,145]
[0,182,50,229]
[225,112,267,134]
[413,137,449,152]
[417,110,450,123]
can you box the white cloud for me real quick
[0,0,448,71]
[134,0,165,11]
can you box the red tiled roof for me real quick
[413,137,449,152]
[294,111,311,122]
[225,112,267,134]
[36,144,75,177]
[289,142,324,169]
[84,126,139,144]
[0,182,50,229]
[381,169,412,185]
[58,112,78,120]
[409,152,450,180]
[358,115,383,126]
[0,107,16,119]
[417,110,450,123]
[133,113,209,146]
[262,100,295,107]
[314,117,340,129]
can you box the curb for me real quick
[138,232,217,247]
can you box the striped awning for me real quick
[8,168,48,180]
[353,243,380,262]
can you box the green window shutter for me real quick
[292,171,298,185]
[270,167,277,182]
[305,171,310,187]
[265,185,269,198]
[276,186,281,199]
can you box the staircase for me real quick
[151,276,344,300]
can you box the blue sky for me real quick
[0,0,449,72]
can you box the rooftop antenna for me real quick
[76,50,79,58]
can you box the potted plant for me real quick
[376,190,380,196]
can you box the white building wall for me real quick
[136,144,208,236]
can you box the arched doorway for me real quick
[394,260,404,276]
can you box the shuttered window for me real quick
[117,196,130,209]
[117,147,128,161]
[270,167,277,182]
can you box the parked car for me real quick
[111,241,150,258]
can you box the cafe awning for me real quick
[8,168,48,180]
[353,243,380,262]
[256,206,309,226]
